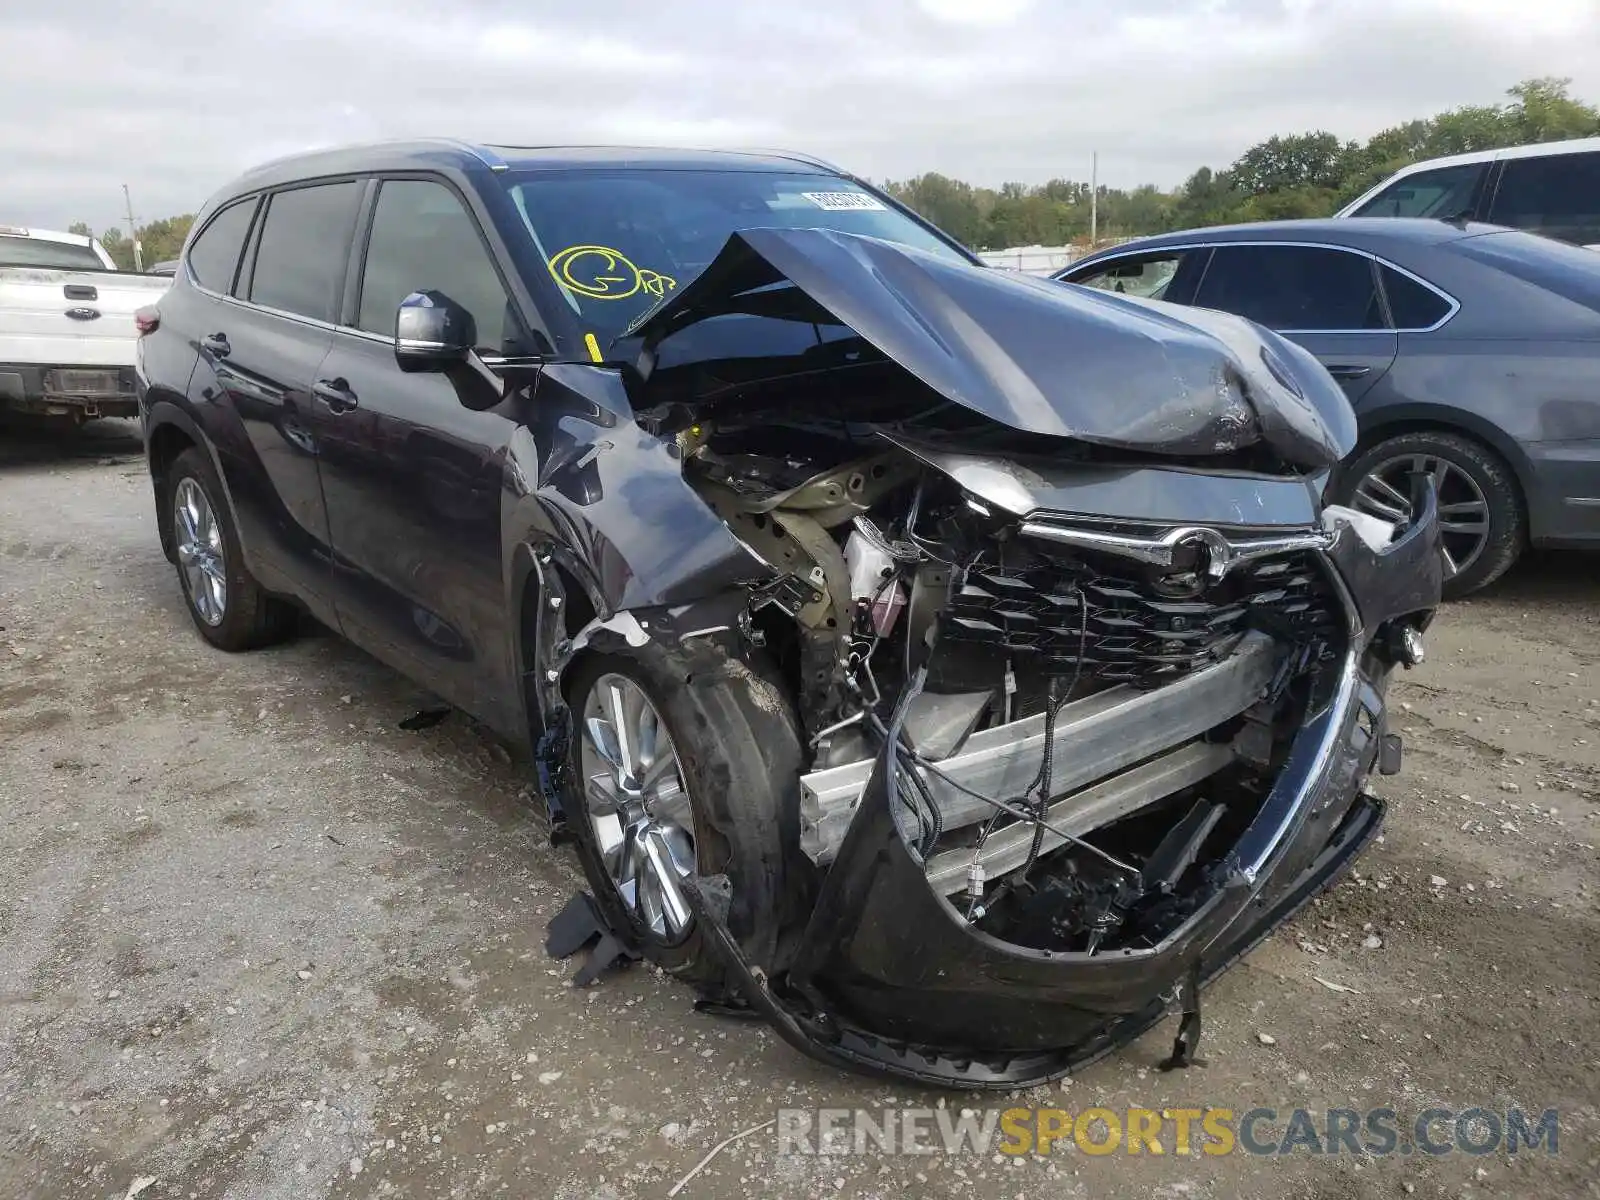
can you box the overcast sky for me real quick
[6,0,1598,234]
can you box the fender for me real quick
[143,396,249,566]
[1358,400,1536,497]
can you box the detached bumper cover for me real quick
[689,483,1442,1089]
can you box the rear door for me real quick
[1189,243,1398,404]
[195,180,363,614]
[311,175,537,729]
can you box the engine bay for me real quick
[669,408,1351,958]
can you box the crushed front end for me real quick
[548,228,1443,1088]
[672,441,1439,1087]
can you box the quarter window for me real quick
[1351,163,1487,219]
[1379,264,1451,330]
[1488,150,1600,246]
[248,183,361,323]
[1193,245,1384,331]
[356,179,518,352]
[186,198,257,294]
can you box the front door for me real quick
[311,177,538,732]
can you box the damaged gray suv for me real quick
[136,141,1442,1087]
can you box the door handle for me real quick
[1326,364,1372,379]
[312,377,360,413]
[201,332,230,358]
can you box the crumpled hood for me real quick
[624,228,1357,470]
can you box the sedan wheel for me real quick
[578,673,697,943]
[1336,431,1524,599]
[174,476,227,626]
[1350,452,1490,580]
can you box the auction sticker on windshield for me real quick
[801,191,888,211]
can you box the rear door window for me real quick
[186,198,257,294]
[247,182,362,323]
[1194,245,1384,331]
[1488,150,1600,246]
[1351,162,1488,219]
[356,179,521,352]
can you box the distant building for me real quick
[978,239,1136,275]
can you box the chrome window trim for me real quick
[1065,239,1462,334]
[209,292,340,332]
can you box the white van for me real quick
[1335,136,1600,249]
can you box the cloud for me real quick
[917,0,1037,25]
[2,0,1596,233]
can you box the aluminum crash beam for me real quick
[921,740,1235,895]
[799,632,1276,865]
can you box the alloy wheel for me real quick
[174,477,227,626]
[578,674,697,943]
[1350,453,1490,580]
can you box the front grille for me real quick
[942,539,1338,687]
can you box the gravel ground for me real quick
[2,420,1598,1200]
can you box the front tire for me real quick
[166,447,296,650]
[1336,431,1524,600]
[562,641,809,994]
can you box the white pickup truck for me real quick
[0,225,170,424]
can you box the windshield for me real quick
[0,235,107,270]
[1350,162,1486,219]
[503,169,969,342]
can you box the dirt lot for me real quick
[1,420,1597,1200]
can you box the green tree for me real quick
[136,215,195,266]
[98,228,135,270]
[1505,77,1600,141]
[1229,132,1356,195]
[881,173,988,247]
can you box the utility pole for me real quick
[1089,151,1099,248]
[122,184,143,272]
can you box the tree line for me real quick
[880,78,1599,249]
[71,77,1599,270]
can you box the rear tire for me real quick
[167,447,296,650]
[561,640,809,995]
[1336,431,1523,600]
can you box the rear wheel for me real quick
[1337,431,1523,600]
[167,447,296,650]
[562,642,808,993]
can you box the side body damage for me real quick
[522,230,1441,1087]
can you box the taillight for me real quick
[134,306,159,336]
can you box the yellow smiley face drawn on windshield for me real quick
[548,245,677,301]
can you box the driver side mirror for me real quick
[394,290,476,373]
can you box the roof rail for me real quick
[736,147,844,173]
[420,138,510,172]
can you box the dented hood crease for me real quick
[624,228,1357,469]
